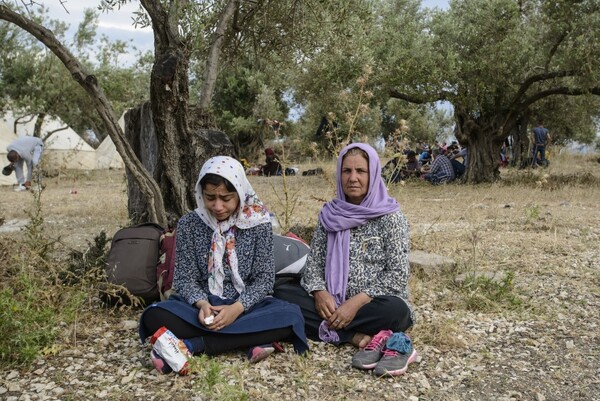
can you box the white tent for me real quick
[95,135,125,169]
[43,129,97,170]
[95,112,126,169]
[0,119,19,186]
[1,112,97,171]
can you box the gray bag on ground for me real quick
[103,222,164,306]
[273,234,310,288]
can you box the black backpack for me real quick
[102,222,164,306]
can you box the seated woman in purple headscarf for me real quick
[139,156,308,374]
[274,143,416,377]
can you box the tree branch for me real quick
[544,32,568,72]
[388,88,450,104]
[0,4,168,226]
[197,0,240,112]
[509,70,576,110]
[519,86,600,110]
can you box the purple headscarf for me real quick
[317,143,400,342]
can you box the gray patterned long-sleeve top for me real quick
[301,210,412,312]
[173,212,275,311]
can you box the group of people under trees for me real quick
[383,141,468,185]
[382,119,552,185]
[139,143,417,377]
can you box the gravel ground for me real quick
[2,247,598,401]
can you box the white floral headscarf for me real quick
[194,156,271,296]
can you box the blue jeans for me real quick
[532,145,546,166]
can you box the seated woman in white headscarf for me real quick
[139,156,308,373]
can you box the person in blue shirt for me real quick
[530,119,551,167]
[419,148,432,167]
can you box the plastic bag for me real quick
[150,326,191,375]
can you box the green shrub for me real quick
[0,192,100,368]
[0,270,82,367]
[459,271,522,312]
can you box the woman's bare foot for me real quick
[350,332,372,348]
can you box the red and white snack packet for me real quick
[150,326,192,375]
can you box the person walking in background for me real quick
[530,119,551,168]
[5,136,44,191]
[274,143,416,377]
[139,156,308,374]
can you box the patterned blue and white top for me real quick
[301,210,413,318]
[173,212,275,311]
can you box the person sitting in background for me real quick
[500,144,509,167]
[401,150,421,179]
[274,143,416,377]
[5,136,44,192]
[449,146,468,178]
[419,147,432,167]
[139,156,308,374]
[383,150,421,183]
[422,148,455,184]
[261,148,282,176]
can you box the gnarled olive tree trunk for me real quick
[123,0,238,226]
[124,103,232,227]
[455,110,505,183]
[510,113,530,168]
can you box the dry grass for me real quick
[2,152,600,312]
[1,150,599,400]
[0,169,129,253]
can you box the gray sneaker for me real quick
[373,346,418,376]
[351,329,393,370]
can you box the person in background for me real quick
[450,145,468,166]
[400,150,421,179]
[383,150,421,183]
[139,156,308,374]
[422,147,455,184]
[5,136,44,192]
[419,147,432,167]
[449,145,468,178]
[530,119,551,167]
[274,143,416,377]
[261,148,282,176]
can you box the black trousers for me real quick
[273,283,412,344]
[141,307,293,355]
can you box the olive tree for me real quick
[0,0,357,225]
[378,0,600,182]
